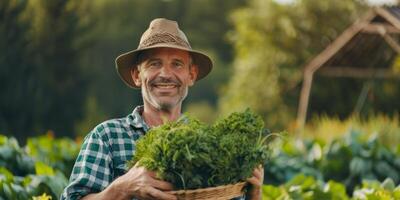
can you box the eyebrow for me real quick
[146,57,186,64]
[147,58,161,63]
[172,58,185,64]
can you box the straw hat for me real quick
[115,18,213,88]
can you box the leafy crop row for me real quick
[265,130,400,193]
[262,174,400,200]
[0,125,399,199]
[0,135,79,199]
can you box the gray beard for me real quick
[143,86,189,112]
[158,102,174,112]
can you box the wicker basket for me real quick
[167,182,247,200]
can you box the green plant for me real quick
[320,131,400,192]
[353,178,400,200]
[264,130,400,194]
[0,135,76,199]
[0,165,67,200]
[130,109,274,189]
[305,114,400,150]
[26,135,80,177]
[262,175,400,200]
[0,136,35,176]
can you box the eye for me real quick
[149,60,162,68]
[173,61,184,69]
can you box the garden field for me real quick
[0,123,399,199]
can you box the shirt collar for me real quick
[126,105,189,132]
[126,105,150,132]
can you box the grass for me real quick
[303,113,400,150]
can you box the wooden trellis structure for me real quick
[297,6,400,130]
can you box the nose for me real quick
[159,65,173,77]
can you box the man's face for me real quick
[132,47,198,111]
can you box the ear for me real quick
[131,66,142,87]
[188,64,199,86]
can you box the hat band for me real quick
[139,33,191,49]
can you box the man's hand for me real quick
[245,165,264,200]
[83,163,177,200]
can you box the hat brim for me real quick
[115,44,213,89]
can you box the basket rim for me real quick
[166,181,247,195]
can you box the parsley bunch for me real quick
[129,109,273,190]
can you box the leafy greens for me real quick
[129,109,274,190]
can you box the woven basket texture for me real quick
[167,182,247,200]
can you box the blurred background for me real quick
[1,0,400,199]
[1,0,399,139]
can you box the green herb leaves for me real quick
[129,109,274,190]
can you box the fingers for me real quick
[146,186,177,200]
[252,168,261,179]
[134,166,158,179]
[141,169,173,191]
[133,161,141,168]
[247,165,264,187]
[137,169,174,191]
[146,170,159,180]
[247,176,259,186]
[126,165,176,199]
[151,178,174,191]
[129,163,145,174]
[252,165,264,180]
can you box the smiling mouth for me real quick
[153,83,179,89]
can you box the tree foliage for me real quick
[3,0,398,139]
[219,0,367,129]
[0,0,31,137]
[0,0,89,139]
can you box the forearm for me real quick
[81,182,131,200]
[246,187,262,200]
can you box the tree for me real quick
[0,0,89,140]
[24,0,90,137]
[218,0,366,130]
[0,0,32,138]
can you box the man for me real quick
[61,18,263,200]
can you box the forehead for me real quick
[141,47,190,61]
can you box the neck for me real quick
[142,102,182,127]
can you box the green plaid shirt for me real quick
[61,106,149,200]
[61,105,245,200]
